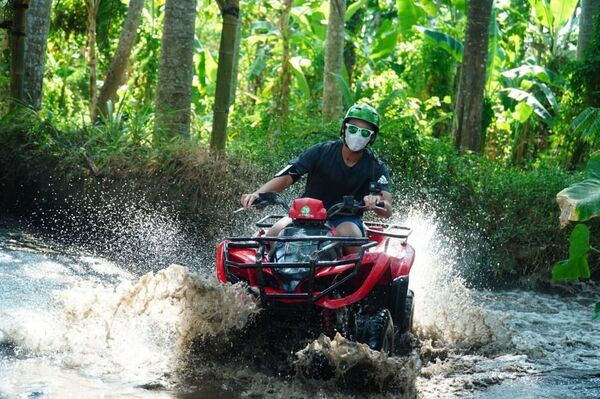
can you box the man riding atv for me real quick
[221,106,414,353]
[241,103,393,239]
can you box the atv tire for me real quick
[399,289,414,335]
[355,308,395,353]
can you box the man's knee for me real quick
[267,216,292,236]
[334,221,363,237]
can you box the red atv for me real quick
[216,193,415,353]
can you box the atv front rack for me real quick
[223,236,377,304]
[364,222,412,240]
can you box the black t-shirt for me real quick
[286,140,391,211]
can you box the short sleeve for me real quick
[374,161,392,193]
[289,142,325,176]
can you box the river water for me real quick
[0,210,598,399]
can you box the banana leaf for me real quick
[552,224,590,283]
[557,152,600,226]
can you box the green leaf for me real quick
[371,23,400,60]
[330,72,354,109]
[529,0,552,29]
[556,171,600,226]
[451,0,466,14]
[345,0,366,21]
[552,224,590,283]
[413,26,463,62]
[594,302,600,321]
[248,48,266,81]
[535,82,559,114]
[588,151,600,179]
[571,108,600,142]
[550,0,578,33]
[419,0,438,16]
[308,11,327,40]
[397,0,425,33]
[503,88,553,126]
[512,102,533,123]
[486,10,503,89]
[289,57,311,98]
[251,21,277,35]
[501,65,557,85]
[204,48,218,83]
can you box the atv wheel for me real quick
[399,289,414,335]
[355,308,395,353]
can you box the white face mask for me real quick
[344,126,372,152]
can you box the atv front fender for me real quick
[315,253,390,310]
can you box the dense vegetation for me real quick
[0,0,598,283]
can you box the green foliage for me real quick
[571,107,600,147]
[413,26,463,62]
[552,223,590,282]
[396,0,426,33]
[52,0,88,38]
[0,0,597,288]
[557,152,600,225]
[528,0,578,36]
[551,152,598,319]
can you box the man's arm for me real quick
[240,175,294,209]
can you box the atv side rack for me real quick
[224,236,377,304]
[364,222,412,239]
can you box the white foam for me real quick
[1,264,260,385]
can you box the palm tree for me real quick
[24,0,53,110]
[94,0,144,121]
[322,0,345,121]
[155,0,197,138]
[210,0,242,151]
[453,0,493,153]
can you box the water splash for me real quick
[387,206,504,351]
[295,333,418,396]
[26,182,213,273]
[1,264,259,386]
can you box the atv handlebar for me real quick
[236,192,384,217]
[235,192,290,213]
[326,196,385,219]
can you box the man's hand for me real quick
[363,192,392,218]
[363,194,383,210]
[240,193,259,209]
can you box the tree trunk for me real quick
[94,0,144,121]
[453,0,493,153]
[270,0,292,129]
[577,0,600,60]
[154,0,197,138]
[9,0,29,109]
[23,0,52,111]
[87,0,100,121]
[210,0,241,152]
[322,0,346,121]
[570,0,600,167]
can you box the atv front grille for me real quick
[223,236,377,304]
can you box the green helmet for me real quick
[341,104,381,143]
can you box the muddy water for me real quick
[0,213,598,399]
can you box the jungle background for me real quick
[0,0,598,286]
